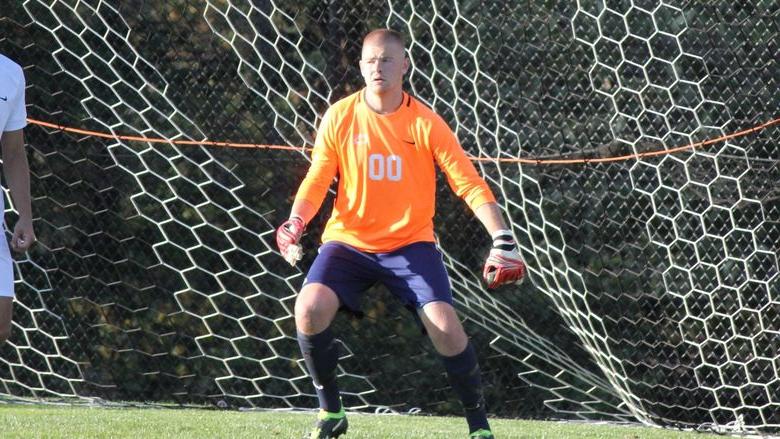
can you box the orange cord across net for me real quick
[27,116,779,165]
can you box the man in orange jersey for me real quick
[276,29,524,439]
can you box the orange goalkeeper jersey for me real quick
[295,90,496,252]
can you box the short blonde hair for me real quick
[362,28,406,48]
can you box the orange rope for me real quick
[27,118,303,152]
[27,116,779,165]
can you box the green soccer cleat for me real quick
[307,406,348,439]
[469,429,495,439]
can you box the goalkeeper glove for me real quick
[276,216,305,266]
[483,229,526,289]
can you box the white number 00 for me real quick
[368,154,402,181]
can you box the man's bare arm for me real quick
[473,202,509,235]
[1,129,35,252]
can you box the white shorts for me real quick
[0,233,13,297]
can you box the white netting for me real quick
[0,0,777,433]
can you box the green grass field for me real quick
[0,404,729,438]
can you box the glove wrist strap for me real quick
[491,229,515,251]
[490,229,512,240]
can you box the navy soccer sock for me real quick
[297,328,342,412]
[440,343,490,433]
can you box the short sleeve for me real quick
[5,67,27,132]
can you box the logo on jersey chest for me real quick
[353,133,369,145]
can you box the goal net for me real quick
[0,0,777,433]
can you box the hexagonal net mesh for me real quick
[0,0,777,433]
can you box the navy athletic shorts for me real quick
[304,241,453,315]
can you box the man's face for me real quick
[359,37,409,95]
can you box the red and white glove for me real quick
[276,216,305,266]
[483,230,526,289]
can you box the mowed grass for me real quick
[0,404,727,438]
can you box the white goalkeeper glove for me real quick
[482,229,526,289]
[276,216,305,266]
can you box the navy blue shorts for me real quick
[304,241,452,315]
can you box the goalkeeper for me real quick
[277,29,524,439]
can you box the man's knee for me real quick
[435,326,468,354]
[420,302,468,356]
[294,284,339,334]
